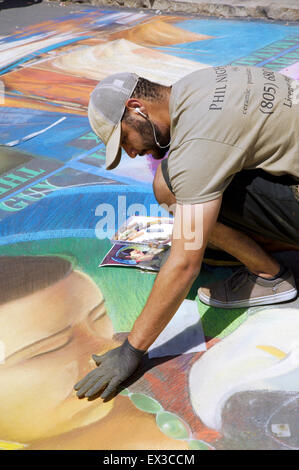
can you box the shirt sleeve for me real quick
[168,138,247,204]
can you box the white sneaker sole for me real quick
[198,287,298,309]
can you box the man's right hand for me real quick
[74,339,145,400]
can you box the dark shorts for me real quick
[219,170,299,246]
[161,159,299,246]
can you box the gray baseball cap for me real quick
[88,72,139,170]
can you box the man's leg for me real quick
[248,233,299,253]
[198,170,299,308]
[209,222,281,279]
[218,170,299,248]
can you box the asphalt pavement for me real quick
[0,0,96,36]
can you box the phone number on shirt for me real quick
[259,69,278,115]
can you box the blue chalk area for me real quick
[20,121,92,162]
[0,229,96,246]
[155,19,299,66]
[0,140,149,207]
[0,107,154,186]
[0,185,168,245]
[67,160,153,187]
[0,145,101,205]
[0,108,92,161]
[0,31,46,45]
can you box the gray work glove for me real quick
[74,338,145,400]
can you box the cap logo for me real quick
[113,79,125,88]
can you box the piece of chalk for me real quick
[128,230,145,241]
[147,227,164,232]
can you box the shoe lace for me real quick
[229,268,250,292]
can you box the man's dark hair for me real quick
[122,77,168,123]
[0,256,72,305]
[131,77,166,102]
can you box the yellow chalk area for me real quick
[0,440,27,450]
[256,345,287,359]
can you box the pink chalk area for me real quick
[280,62,299,80]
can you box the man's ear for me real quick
[125,98,146,115]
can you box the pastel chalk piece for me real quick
[111,216,174,248]
[128,230,145,241]
[146,227,164,232]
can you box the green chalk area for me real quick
[119,389,211,449]
[231,35,299,70]
[0,237,247,339]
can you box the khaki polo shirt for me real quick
[168,66,299,204]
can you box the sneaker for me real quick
[198,266,298,309]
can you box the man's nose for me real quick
[123,145,137,158]
[129,150,138,158]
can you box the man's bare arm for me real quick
[74,196,222,399]
[128,197,222,350]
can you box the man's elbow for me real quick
[182,261,201,281]
[166,255,202,281]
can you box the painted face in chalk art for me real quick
[0,256,189,451]
[0,256,115,444]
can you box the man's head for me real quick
[88,73,171,170]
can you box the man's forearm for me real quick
[128,256,201,351]
[74,199,221,400]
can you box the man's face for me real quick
[120,113,170,160]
